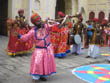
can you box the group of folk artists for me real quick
[6,9,110,81]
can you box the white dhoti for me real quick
[71,44,81,54]
[88,44,99,58]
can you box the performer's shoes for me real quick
[75,53,79,55]
[72,52,79,55]
[71,52,76,54]
[40,77,47,81]
[85,56,91,58]
[32,79,39,83]
[81,48,84,49]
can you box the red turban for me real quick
[31,13,41,24]
[58,11,65,18]
[92,18,99,22]
[18,9,24,14]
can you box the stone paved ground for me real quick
[0,35,109,83]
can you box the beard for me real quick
[35,22,44,29]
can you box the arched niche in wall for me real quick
[55,0,65,18]
[55,0,72,18]
[98,11,105,23]
[89,11,95,20]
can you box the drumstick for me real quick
[49,14,79,22]
[61,15,68,25]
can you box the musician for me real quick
[100,19,108,46]
[71,18,83,55]
[66,21,73,53]
[104,25,110,63]
[15,9,25,26]
[86,18,100,58]
[15,9,31,30]
[86,20,94,47]
[105,25,109,46]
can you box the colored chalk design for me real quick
[101,54,110,56]
[72,64,110,83]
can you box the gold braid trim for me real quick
[90,27,96,44]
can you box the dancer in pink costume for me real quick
[17,12,56,81]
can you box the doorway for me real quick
[0,0,8,36]
[55,0,65,18]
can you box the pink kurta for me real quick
[19,24,56,77]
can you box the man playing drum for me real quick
[71,18,83,55]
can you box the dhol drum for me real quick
[69,34,81,45]
[69,34,74,45]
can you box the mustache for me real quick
[35,23,44,28]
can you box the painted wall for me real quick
[88,0,109,19]
[8,0,12,18]
[78,0,88,21]
[11,0,29,19]
[8,0,110,24]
